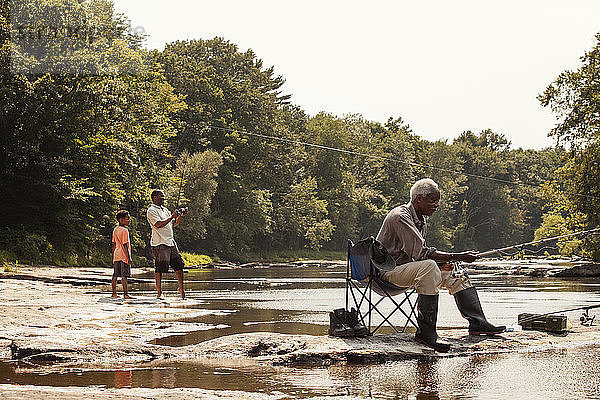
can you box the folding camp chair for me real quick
[345,237,418,335]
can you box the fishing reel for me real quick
[580,309,596,327]
[450,261,466,279]
[175,207,188,216]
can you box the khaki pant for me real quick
[380,259,472,295]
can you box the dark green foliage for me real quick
[1,0,183,264]
[538,33,600,260]
[1,0,585,264]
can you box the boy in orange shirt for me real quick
[112,210,134,299]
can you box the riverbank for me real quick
[1,262,600,398]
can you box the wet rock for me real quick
[247,338,306,357]
[553,264,600,277]
[10,339,78,360]
[6,325,172,364]
[0,274,96,286]
[291,260,344,268]
[183,324,600,366]
[528,268,548,277]
[23,352,75,363]
[186,332,350,366]
[514,267,527,275]
[239,262,263,268]
[0,273,148,287]
[267,263,293,268]
[212,262,239,269]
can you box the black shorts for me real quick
[151,244,185,273]
[113,261,131,278]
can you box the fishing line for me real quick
[478,228,600,257]
[201,124,600,201]
[497,245,559,257]
[196,125,600,322]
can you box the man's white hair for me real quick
[410,178,439,202]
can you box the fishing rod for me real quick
[518,303,600,325]
[174,154,188,214]
[477,227,600,257]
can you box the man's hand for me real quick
[453,251,479,263]
[173,207,188,227]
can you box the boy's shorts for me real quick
[151,244,185,273]
[113,261,131,278]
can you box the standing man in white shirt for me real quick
[146,190,188,299]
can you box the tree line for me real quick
[1,0,598,264]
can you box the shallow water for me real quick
[3,263,600,399]
[142,265,600,346]
[2,347,600,399]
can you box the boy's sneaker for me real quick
[328,308,354,337]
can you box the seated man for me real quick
[376,178,505,352]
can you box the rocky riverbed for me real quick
[1,260,599,399]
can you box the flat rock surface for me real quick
[0,267,230,366]
[0,384,296,400]
[2,265,600,368]
[183,323,600,366]
[468,258,594,277]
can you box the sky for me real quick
[112,0,600,150]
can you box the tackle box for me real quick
[518,313,568,333]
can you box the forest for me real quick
[1,0,599,265]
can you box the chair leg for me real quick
[346,278,418,336]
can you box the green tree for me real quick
[449,130,514,251]
[276,177,334,250]
[166,151,223,249]
[420,139,467,250]
[538,32,600,259]
[0,0,183,263]
[156,38,293,256]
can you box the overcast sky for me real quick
[113,0,600,150]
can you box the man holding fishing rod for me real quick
[377,178,505,352]
[147,190,188,299]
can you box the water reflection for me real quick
[2,346,600,398]
[113,370,132,388]
[416,359,440,399]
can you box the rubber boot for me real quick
[346,308,369,337]
[328,308,354,338]
[414,294,450,352]
[454,287,506,335]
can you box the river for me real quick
[2,262,600,399]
